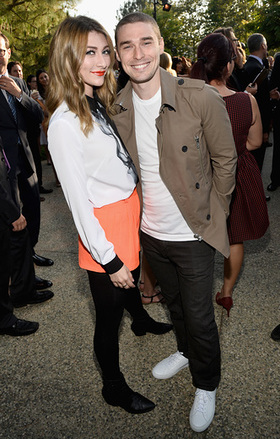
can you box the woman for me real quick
[46,16,172,414]
[160,52,177,77]
[191,33,269,316]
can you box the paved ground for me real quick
[0,145,279,439]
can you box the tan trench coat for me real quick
[113,68,237,258]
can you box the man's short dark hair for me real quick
[115,12,161,47]
[247,33,265,53]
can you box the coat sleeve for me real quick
[200,86,237,217]
[15,78,44,124]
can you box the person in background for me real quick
[267,52,280,192]
[26,73,53,197]
[7,60,23,79]
[36,68,60,187]
[0,32,54,305]
[114,12,237,432]
[213,27,257,95]
[47,15,172,415]
[243,33,274,171]
[191,33,269,317]
[0,135,39,336]
[172,55,191,77]
[160,52,176,76]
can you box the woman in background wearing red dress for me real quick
[191,33,269,316]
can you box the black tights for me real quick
[87,266,148,380]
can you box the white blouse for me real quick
[48,100,137,267]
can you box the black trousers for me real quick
[141,232,221,391]
[0,227,16,328]
[87,266,148,380]
[9,228,36,302]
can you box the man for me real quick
[0,136,39,336]
[0,32,54,306]
[213,27,255,94]
[244,33,272,171]
[267,52,280,192]
[114,12,237,433]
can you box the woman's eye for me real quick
[103,49,111,55]
[86,50,95,56]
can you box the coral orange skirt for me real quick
[78,188,140,273]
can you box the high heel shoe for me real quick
[215,292,233,317]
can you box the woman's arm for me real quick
[246,94,263,151]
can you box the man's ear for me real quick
[7,48,11,60]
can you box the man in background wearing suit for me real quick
[244,33,272,172]
[0,32,54,307]
[0,135,39,336]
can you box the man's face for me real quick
[0,37,11,75]
[116,21,164,86]
[10,64,23,78]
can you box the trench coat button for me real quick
[182,145,188,152]
[195,182,200,189]
[178,78,184,85]
[206,214,211,220]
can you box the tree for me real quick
[248,0,280,52]
[0,0,76,77]
[116,0,207,59]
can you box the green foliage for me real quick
[0,0,76,78]
[117,0,280,57]
[248,1,280,52]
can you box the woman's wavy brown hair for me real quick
[46,16,116,136]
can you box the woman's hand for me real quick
[109,265,135,289]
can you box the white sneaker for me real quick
[189,388,216,432]
[152,351,189,379]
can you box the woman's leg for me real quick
[221,243,244,298]
[87,270,125,380]
[139,253,164,304]
[87,269,155,414]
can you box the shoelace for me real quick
[168,352,184,364]
[193,389,208,414]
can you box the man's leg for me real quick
[141,232,188,354]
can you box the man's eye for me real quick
[123,45,131,50]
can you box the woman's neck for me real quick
[210,79,235,97]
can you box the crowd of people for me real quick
[0,11,279,434]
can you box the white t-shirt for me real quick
[133,88,195,241]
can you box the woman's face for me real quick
[176,61,183,74]
[79,31,111,97]
[28,76,37,90]
[39,72,49,87]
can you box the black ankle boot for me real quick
[131,316,173,336]
[102,373,155,414]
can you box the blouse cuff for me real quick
[101,255,124,274]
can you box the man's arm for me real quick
[201,86,237,216]
[0,76,43,124]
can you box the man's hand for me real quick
[109,265,135,289]
[11,214,27,231]
[270,87,280,100]
[0,76,22,99]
